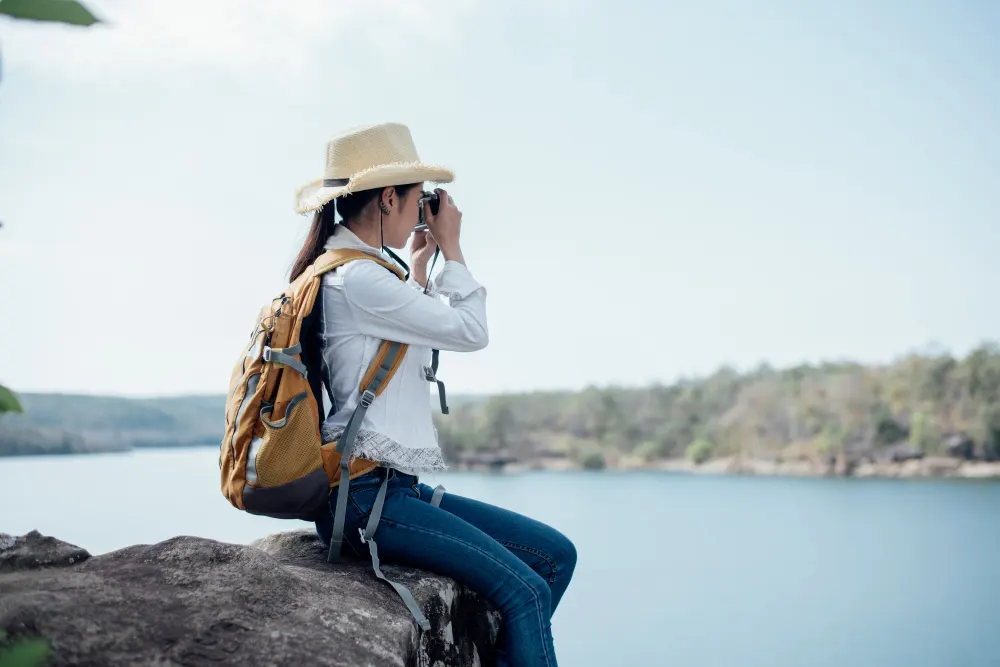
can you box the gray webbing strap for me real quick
[362,474,431,632]
[430,485,446,508]
[424,350,449,415]
[326,406,362,563]
[263,344,308,378]
[281,342,303,355]
[327,342,406,564]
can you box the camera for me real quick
[414,190,440,232]
[422,190,441,215]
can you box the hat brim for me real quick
[295,161,455,215]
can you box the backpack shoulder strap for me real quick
[312,249,405,281]
[308,249,409,399]
[285,249,405,312]
[327,341,407,563]
[362,340,409,399]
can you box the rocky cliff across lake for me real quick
[451,448,1000,479]
[0,530,500,667]
[637,455,1000,479]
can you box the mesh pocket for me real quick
[253,392,323,487]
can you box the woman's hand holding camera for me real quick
[424,188,465,265]
[409,231,438,286]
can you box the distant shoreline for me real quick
[8,345,1000,484]
[3,443,999,480]
[647,456,1000,480]
[451,454,1000,480]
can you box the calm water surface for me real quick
[2,448,999,666]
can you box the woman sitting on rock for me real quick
[290,122,576,667]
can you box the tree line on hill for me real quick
[3,344,999,469]
[433,343,1000,469]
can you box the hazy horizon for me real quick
[10,338,997,401]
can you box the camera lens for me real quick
[422,190,440,216]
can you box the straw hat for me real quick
[294,122,454,215]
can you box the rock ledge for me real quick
[0,530,499,666]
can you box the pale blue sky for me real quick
[1,0,997,397]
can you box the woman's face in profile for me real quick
[385,184,425,249]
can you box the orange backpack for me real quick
[219,249,408,524]
[220,247,446,631]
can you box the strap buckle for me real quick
[358,527,368,545]
[360,389,376,408]
[423,366,436,382]
[262,346,272,362]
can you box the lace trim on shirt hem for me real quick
[321,425,448,475]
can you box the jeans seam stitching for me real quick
[496,540,559,585]
[346,489,374,517]
[379,517,555,666]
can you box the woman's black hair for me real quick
[289,183,420,282]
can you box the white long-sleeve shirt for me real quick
[316,224,488,474]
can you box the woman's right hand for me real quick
[424,188,464,263]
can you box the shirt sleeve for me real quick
[342,260,489,352]
[406,276,439,297]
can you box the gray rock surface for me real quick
[0,529,90,572]
[0,530,500,666]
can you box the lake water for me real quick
[2,448,999,667]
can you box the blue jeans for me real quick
[314,467,576,667]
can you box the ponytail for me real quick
[289,183,421,282]
[289,204,336,282]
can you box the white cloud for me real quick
[1,0,479,81]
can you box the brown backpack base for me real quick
[220,249,406,520]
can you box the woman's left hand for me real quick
[409,230,438,285]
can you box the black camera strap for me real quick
[422,246,449,415]
[421,246,440,295]
[427,349,448,415]
[378,240,450,415]
[380,246,410,281]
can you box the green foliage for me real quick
[0,0,99,26]
[873,409,907,446]
[874,418,906,446]
[6,343,1000,466]
[909,411,941,454]
[0,630,51,667]
[633,439,665,462]
[818,424,847,449]
[427,342,1000,466]
[0,393,225,456]
[685,438,715,465]
[580,450,606,470]
[979,404,1000,460]
[0,385,22,414]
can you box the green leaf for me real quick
[0,638,51,667]
[0,0,100,26]
[0,385,23,414]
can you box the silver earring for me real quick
[380,202,390,215]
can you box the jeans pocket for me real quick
[347,486,375,518]
[345,469,385,517]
